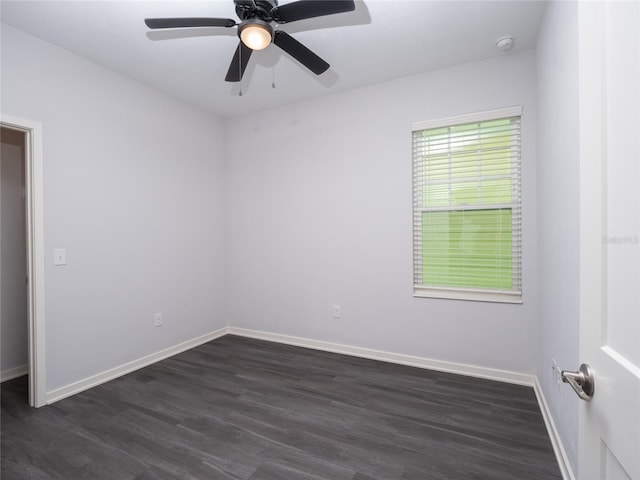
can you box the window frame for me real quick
[411,106,523,304]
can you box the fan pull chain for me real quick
[272,67,276,89]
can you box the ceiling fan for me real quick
[144,0,356,83]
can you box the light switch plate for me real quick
[53,248,66,266]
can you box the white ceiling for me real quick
[1,0,546,118]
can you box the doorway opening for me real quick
[1,127,28,392]
[0,116,46,407]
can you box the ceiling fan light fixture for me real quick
[239,19,273,51]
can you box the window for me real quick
[412,106,522,303]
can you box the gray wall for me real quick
[535,1,580,473]
[1,24,228,391]
[226,50,539,374]
[0,132,28,376]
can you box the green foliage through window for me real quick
[421,209,513,290]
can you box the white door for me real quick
[578,1,640,479]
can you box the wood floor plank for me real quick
[1,335,562,479]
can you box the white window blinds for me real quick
[412,106,522,303]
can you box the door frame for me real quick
[1,115,46,408]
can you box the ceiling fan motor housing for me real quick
[235,0,279,22]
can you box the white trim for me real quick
[0,115,46,408]
[227,327,534,386]
[414,287,523,304]
[46,327,229,405]
[412,105,523,131]
[0,364,28,383]
[533,377,576,480]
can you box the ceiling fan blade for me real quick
[273,30,329,75]
[271,0,355,24]
[225,42,254,82]
[144,17,236,29]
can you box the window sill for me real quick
[413,286,522,304]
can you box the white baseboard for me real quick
[1,364,28,383]
[46,327,229,405]
[227,327,535,386]
[533,377,576,480]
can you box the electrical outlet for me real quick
[557,368,564,394]
[552,359,562,393]
[332,305,341,318]
[153,313,163,328]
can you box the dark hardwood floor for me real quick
[1,335,561,479]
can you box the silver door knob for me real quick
[561,363,595,400]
